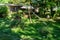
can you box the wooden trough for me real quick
[0,4,34,12]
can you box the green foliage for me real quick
[0,6,7,14]
[0,0,60,40]
[57,7,60,14]
[0,18,60,40]
[0,6,8,18]
[9,0,26,4]
[0,0,9,3]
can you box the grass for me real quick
[0,18,60,40]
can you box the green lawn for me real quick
[0,18,60,40]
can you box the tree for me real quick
[0,0,9,3]
[9,0,26,4]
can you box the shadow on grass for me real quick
[20,21,60,40]
[0,18,20,40]
[0,18,60,40]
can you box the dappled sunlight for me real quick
[21,35,33,40]
[0,19,20,40]
[11,27,23,33]
[0,18,60,40]
[0,0,60,40]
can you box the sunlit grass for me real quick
[0,18,60,40]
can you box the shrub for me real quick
[0,6,8,18]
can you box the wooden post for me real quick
[28,7,32,23]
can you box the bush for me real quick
[0,6,8,18]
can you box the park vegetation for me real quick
[0,0,60,40]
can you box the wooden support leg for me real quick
[29,11,32,23]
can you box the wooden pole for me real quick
[28,8,32,23]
